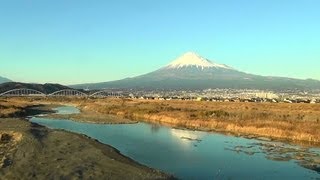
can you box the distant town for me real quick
[115,88,320,104]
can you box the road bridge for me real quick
[0,88,125,98]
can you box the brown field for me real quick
[1,97,320,145]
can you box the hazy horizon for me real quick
[1,0,320,84]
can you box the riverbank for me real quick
[75,98,320,146]
[2,97,320,145]
[44,109,137,124]
[0,99,173,179]
[0,98,136,124]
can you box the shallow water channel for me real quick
[30,106,320,179]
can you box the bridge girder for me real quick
[48,89,88,97]
[0,88,46,97]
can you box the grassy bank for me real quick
[44,108,137,124]
[78,98,320,145]
[0,99,29,118]
[2,97,320,145]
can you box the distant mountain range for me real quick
[0,76,11,84]
[0,82,71,94]
[72,52,320,91]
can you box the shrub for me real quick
[189,113,197,118]
[213,110,230,118]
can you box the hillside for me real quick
[0,76,12,84]
[0,82,72,94]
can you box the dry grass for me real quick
[0,99,29,117]
[79,98,320,144]
[2,97,320,145]
[45,110,137,124]
[0,131,23,168]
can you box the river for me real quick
[30,106,320,179]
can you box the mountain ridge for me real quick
[0,82,72,94]
[0,76,12,84]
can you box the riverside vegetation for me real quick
[2,97,320,145]
[81,98,320,145]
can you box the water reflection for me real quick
[170,128,203,148]
[150,124,161,134]
[53,106,80,115]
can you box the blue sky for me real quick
[0,0,319,85]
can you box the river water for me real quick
[30,106,320,180]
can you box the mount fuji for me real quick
[72,52,320,90]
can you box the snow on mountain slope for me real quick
[165,52,233,70]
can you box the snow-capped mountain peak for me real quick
[165,52,232,70]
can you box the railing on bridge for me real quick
[48,89,88,97]
[0,88,46,97]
